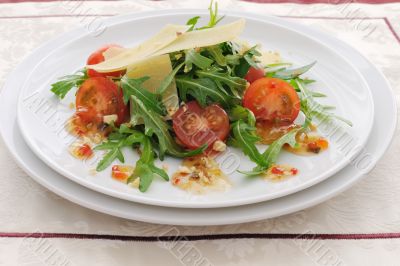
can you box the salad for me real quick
[51,2,351,193]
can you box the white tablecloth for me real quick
[0,0,399,265]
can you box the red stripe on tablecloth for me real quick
[384,17,400,44]
[0,0,399,4]
[2,232,400,241]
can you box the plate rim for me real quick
[15,9,375,208]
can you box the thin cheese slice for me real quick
[89,19,246,72]
[126,54,179,115]
[153,19,246,56]
[232,38,251,55]
[89,24,190,72]
[103,46,126,60]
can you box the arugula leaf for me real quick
[234,46,262,78]
[196,67,247,98]
[94,129,143,171]
[94,124,169,192]
[94,141,120,151]
[265,62,292,68]
[201,0,225,30]
[186,0,224,32]
[118,123,136,134]
[149,164,169,181]
[229,105,256,127]
[231,119,301,176]
[238,127,301,176]
[243,46,262,68]
[301,78,316,85]
[271,61,316,80]
[262,128,299,166]
[296,79,352,128]
[184,49,213,72]
[50,69,87,99]
[107,132,125,141]
[133,162,153,192]
[186,16,201,31]
[175,76,233,108]
[230,120,265,168]
[120,76,165,119]
[310,91,326,97]
[120,76,148,103]
[96,146,124,172]
[129,136,169,192]
[156,62,184,95]
[225,54,241,66]
[286,77,326,98]
[289,78,324,98]
[130,94,206,159]
[116,149,125,163]
[206,45,227,66]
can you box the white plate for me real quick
[15,11,374,208]
[0,10,395,225]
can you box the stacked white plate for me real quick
[0,10,396,225]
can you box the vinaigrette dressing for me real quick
[256,121,329,155]
[172,155,231,194]
[263,164,298,181]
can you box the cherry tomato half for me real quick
[244,67,265,83]
[243,77,300,123]
[86,44,126,78]
[75,77,128,125]
[172,101,230,150]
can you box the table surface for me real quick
[0,0,399,265]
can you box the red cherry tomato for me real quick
[75,77,128,125]
[172,101,230,150]
[244,67,265,83]
[86,44,126,78]
[243,77,300,123]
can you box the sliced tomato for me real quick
[243,77,300,123]
[75,77,128,125]
[172,101,230,150]
[86,44,126,78]
[244,67,265,83]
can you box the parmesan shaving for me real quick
[88,24,190,72]
[153,19,246,56]
[103,46,127,60]
[88,19,245,72]
[126,54,179,112]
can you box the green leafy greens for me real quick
[175,76,233,108]
[94,125,168,192]
[295,79,353,129]
[184,49,214,72]
[129,93,205,159]
[230,120,264,168]
[49,3,354,193]
[268,61,316,80]
[196,67,247,98]
[50,69,88,99]
[230,119,300,176]
[234,46,262,78]
[186,0,224,31]
[120,76,166,116]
